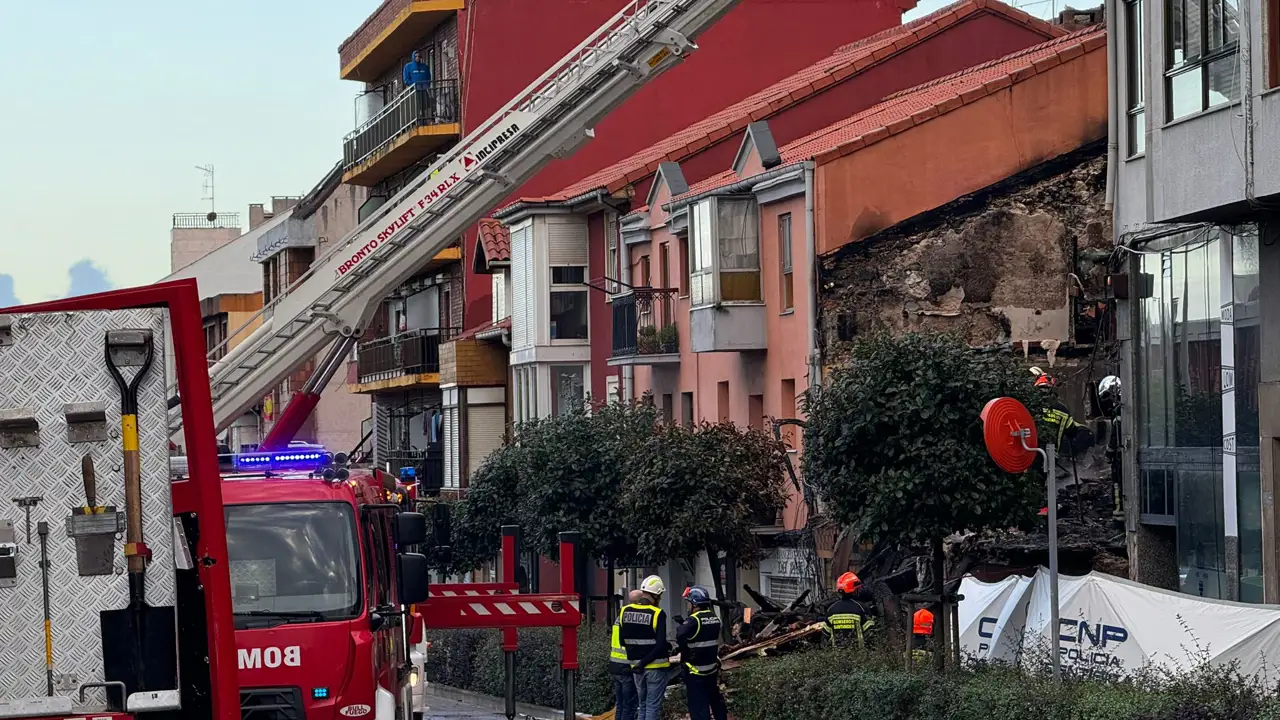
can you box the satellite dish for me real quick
[206,211,217,222]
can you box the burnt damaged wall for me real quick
[818,143,1114,418]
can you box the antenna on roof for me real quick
[196,164,217,222]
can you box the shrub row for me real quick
[426,628,1280,720]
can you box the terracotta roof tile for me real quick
[668,28,1106,203]
[477,218,510,264]
[505,0,1064,209]
[459,316,512,340]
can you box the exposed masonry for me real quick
[818,142,1111,365]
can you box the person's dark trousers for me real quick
[683,672,727,720]
[412,82,435,122]
[612,672,639,720]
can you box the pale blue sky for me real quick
[0,0,1054,306]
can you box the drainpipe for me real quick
[804,161,821,387]
[618,211,635,402]
[1104,0,1118,212]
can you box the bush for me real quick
[722,646,1280,720]
[424,625,616,715]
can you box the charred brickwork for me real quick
[818,140,1127,577]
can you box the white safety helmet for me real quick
[640,575,666,597]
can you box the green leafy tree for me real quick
[445,443,524,574]
[515,400,660,564]
[622,421,790,600]
[802,331,1046,549]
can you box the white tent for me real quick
[959,569,1280,679]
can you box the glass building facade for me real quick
[1135,227,1261,602]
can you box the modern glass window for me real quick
[1126,0,1146,154]
[550,266,588,340]
[551,365,586,416]
[1165,0,1240,121]
[1233,231,1262,601]
[688,197,762,307]
[779,213,794,311]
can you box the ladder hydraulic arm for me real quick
[175,0,741,440]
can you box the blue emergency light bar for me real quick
[233,448,331,472]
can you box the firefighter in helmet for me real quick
[1032,369,1092,451]
[824,572,875,648]
[911,608,935,663]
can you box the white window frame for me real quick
[549,265,589,342]
[605,212,620,297]
[550,364,587,416]
[688,197,762,308]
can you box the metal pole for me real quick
[504,652,517,720]
[501,526,520,720]
[38,521,52,696]
[1047,442,1061,681]
[563,669,577,720]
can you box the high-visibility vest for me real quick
[683,609,722,676]
[610,620,629,665]
[617,603,670,669]
[824,598,874,648]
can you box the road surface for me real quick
[420,695,516,719]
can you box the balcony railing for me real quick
[383,448,444,491]
[612,288,679,359]
[173,212,240,230]
[343,80,461,171]
[357,327,460,384]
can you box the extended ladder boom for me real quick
[182,0,740,435]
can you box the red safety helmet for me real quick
[913,608,935,636]
[836,572,862,594]
[1034,374,1056,388]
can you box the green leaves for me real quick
[802,331,1046,549]
[446,399,790,575]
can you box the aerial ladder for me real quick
[171,0,743,444]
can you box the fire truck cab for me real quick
[197,448,430,720]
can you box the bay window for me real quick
[1166,0,1240,121]
[688,197,763,308]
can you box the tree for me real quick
[445,443,524,574]
[802,331,1046,549]
[622,421,790,600]
[515,400,660,564]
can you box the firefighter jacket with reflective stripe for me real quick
[824,597,874,648]
[911,632,933,663]
[677,609,722,675]
[617,603,670,669]
[1043,401,1085,448]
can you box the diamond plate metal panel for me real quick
[0,310,176,707]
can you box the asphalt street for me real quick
[420,695,526,719]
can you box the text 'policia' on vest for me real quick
[682,608,722,675]
[612,603,671,670]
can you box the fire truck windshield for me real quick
[226,502,361,629]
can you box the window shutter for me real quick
[467,405,507,477]
[443,406,460,489]
[510,224,533,349]
[547,217,588,266]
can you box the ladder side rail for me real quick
[198,0,739,431]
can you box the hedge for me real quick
[426,628,1280,720]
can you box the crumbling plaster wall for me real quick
[819,149,1112,410]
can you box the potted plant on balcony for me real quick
[657,323,679,354]
[637,325,659,355]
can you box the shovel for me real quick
[99,330,176,710]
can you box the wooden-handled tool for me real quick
[81,456,103,514]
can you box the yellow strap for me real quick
[121,415,138,452]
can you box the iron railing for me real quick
[356,327,459,383]
[612,288,679,358]
[343,80,461,171]
[383,448,445,490]
[173,212,240,229]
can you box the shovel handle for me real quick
[81,456,96,509]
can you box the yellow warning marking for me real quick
[647,48,671,69]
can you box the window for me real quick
[551,365,586,416]
[662,393,674,424]
[717,381,730,422]
[780,379,796,446]
[639,255,651,287]
[550,266,588,340]
[1126,0,1146,154]
[492,270,509,321]
[678,236,690,296]
[689,198,762,307]
[605,213,621,294]
[659,243,670,289]
[749,394,763,430]
[1271,0,1280,87]
[1166,0,1240,121]
[779,213,794,311]
[204,315,228,364]
[681,391,694,426]
[766,576,802,606]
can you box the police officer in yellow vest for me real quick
[676,586,727,720]
[609,589,646,720]
[824,572,875,648]
[612,576,671,720]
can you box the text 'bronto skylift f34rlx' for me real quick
[0,2,741,719]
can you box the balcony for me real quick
[342,80,461,187]
[351,327,460,393]
[340,0,465,82]
[608,288,681,366]
[383,448,445,492]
